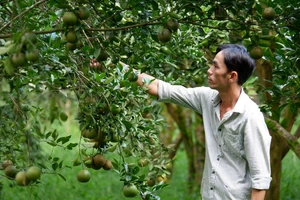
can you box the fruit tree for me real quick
[0,0,299,200]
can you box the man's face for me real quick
[207,51,231,91]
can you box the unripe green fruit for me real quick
[62,12,78,26]
[78,7,90,20]
[158,28,172,43]
[262,7,276,21]
[250,46,263,59]
[11,53,26,66]
[66,31,78,43]
[26,49,39,62]
[26,166,41,181]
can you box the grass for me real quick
[0,117,299,200]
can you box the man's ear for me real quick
[228,71,238,83]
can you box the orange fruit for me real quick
[77,169,91,183]
[250,46,263,59]
[15,171,29,186]
[158,28,172,43]
[26,166,41,181]
[2,160,13,169]
[93,154,107,167]
[103,160,113,170]
[78,7,90,20]
[262,7,276,21]
[11,53,26,66]
[166,19,179,32]
[62,12,78,26]
[5,165,18,179]
[122,184,139,197]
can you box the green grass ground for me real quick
[1,118,299,200]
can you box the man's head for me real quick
[215,44,255,85]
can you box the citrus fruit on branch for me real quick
[78,7,90,20]
[122,184,139,198]
[158,28,172,43]
[62,12,78,26]
[250,46,263,59]
[77,169,91,183]
[262,7,276,21]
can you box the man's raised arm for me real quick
[119,62,159,97]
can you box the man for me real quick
[91,44,272,199]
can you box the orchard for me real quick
[0,1,299,200]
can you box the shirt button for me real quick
[210,187,213,190]
[217,158,220,161]
[218,128,222,131]
[212,171,215,174]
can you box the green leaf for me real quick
[0,78,11,92]
[122,120,133,130]
[45,131,52,139]
[3,58,14,75]
[51,130,58,140]
[52,163,58,170]
[66,143,78,150]
[57,135,71,144]
[47,141,57,146]
[57,173,67,181]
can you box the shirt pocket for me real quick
[222,130,243,157]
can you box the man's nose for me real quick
[207,66,212,75]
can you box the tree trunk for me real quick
[265,131,285,200]
[163,103,205,193]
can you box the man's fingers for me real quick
[90,58,100,67]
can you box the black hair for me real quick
[216,44,255,85]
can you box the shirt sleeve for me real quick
[244,112,272,190]
[157,80,214,115]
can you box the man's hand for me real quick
[90,58,100,68]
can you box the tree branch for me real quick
[265,117,300,159]
[294,125,300,139]
[0,0,47,33]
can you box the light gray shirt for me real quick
[157,80,272,200]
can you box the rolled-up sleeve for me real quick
[244,112,272,189]
[157,80,214,114]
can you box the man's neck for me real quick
[219,85,242,109]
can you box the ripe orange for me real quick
[93,154,107,167]
[103,160,113,170]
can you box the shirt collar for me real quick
[211,88,246,113]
